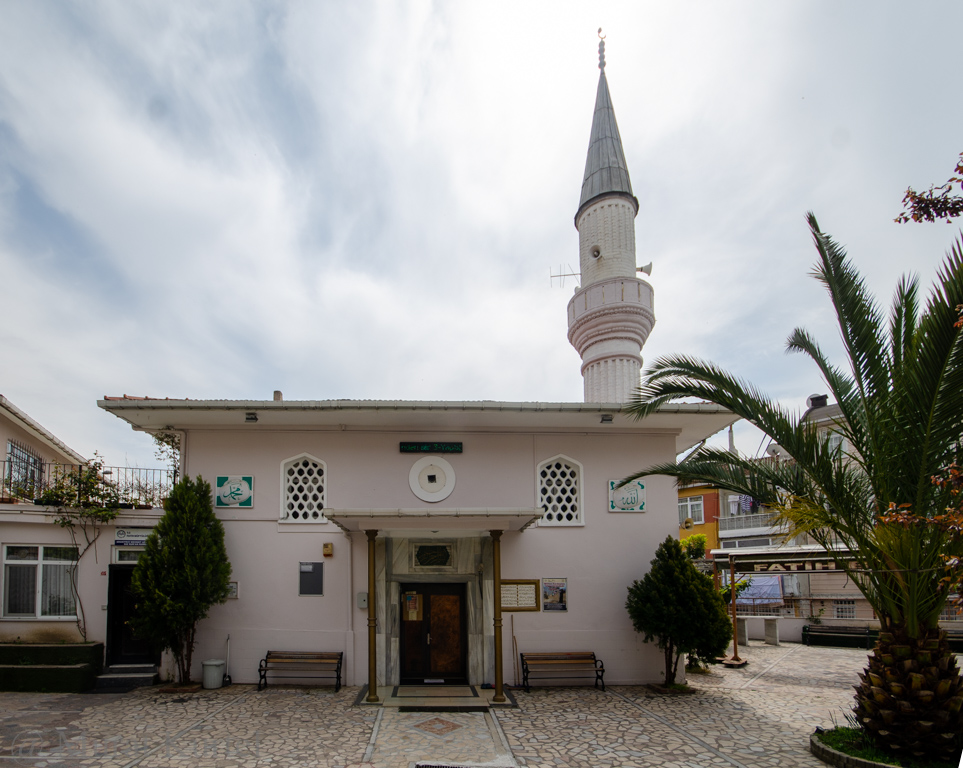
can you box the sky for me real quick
[1,1,961,469]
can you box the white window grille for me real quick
[940,601,962,622]
[678,495,704,526]
[280,454,327,522]
[537,455,583,526]
[3,545,78,618]
[833,600,856,620]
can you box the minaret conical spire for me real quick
[576,35,637,224]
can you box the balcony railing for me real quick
[1,460,175,509]
[718,512,787,533]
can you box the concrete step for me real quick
[103,664,157,675]
[95,665,158,691]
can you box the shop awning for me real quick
[711,546,855,575]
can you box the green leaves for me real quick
[130,475,232,683]
[626,537,732,683]
[625,217,963,640]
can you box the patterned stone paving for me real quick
[0,644,957,768]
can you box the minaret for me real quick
[567,35,655,403]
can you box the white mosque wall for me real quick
[181,425,680,686]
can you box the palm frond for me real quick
[626,220,963,637]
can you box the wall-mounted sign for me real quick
[215,476,254,508]
[400,442,463,454]
[114,528,152,546]
[299,562,323,595]
[542,578,568,612]
[609,479,645,512]
[403,592,423,621]
[501,580,540,611]
[226,581,239,599]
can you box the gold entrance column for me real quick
[490,530,506,703]
[365,529,380,703]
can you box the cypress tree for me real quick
[131,476,231,683]
[626,536,732,685]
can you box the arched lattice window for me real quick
[280,454,327,522]
[537,455,583,526]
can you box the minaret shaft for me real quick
[568,43,655,403]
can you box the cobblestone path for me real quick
[0,643,925,768]
[494,644,869,768]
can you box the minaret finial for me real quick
[598,28,606,71]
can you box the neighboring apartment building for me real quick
[706,394,961,636]
[1,395,86,502]
[0,395,88,640]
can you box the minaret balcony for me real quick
[567,276,655,358]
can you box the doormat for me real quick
[416,765,514,768]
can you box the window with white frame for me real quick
[826,431,845,455]
[280,454,327,522]
[939,601,962,621]
[833,599,856,620]
[537,456,583,526]
[721,537,772,549]
[727,495,740,516]
[3,545,78,618]
[678,495,704,526]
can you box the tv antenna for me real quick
[550,265,580,288]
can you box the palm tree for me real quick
[623,214,963,759]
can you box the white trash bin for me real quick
[202,659,226,689]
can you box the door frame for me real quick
[398,582,468,685]
[105,563,160,667]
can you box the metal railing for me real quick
[718,512,787,532]
[1,460,175,509]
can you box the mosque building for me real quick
[3,41,734,693]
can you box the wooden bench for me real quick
[519,652,604,692]
[257,651,343,692]
[802,625,874,650]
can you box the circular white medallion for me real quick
[408,455,456,503]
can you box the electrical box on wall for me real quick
[322,542,333,557]
[357,592,368,609]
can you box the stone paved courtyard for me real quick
[0,643,949,768]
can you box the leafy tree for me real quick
[40,454,120,640]
[626,536,732,685]
[680,533,707,559]
[895,151,963,224]
[131,476,231,683]
[151,429,181,481]
[622,214,963,759]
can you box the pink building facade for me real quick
[96,398,734,687]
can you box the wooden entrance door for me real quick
[399,583,467,684]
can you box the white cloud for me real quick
[0,0,961,465]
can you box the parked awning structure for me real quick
[323,508,542,533]
[711,546,856,575]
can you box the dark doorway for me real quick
[399,582,467,684]
[106,564,159,666]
